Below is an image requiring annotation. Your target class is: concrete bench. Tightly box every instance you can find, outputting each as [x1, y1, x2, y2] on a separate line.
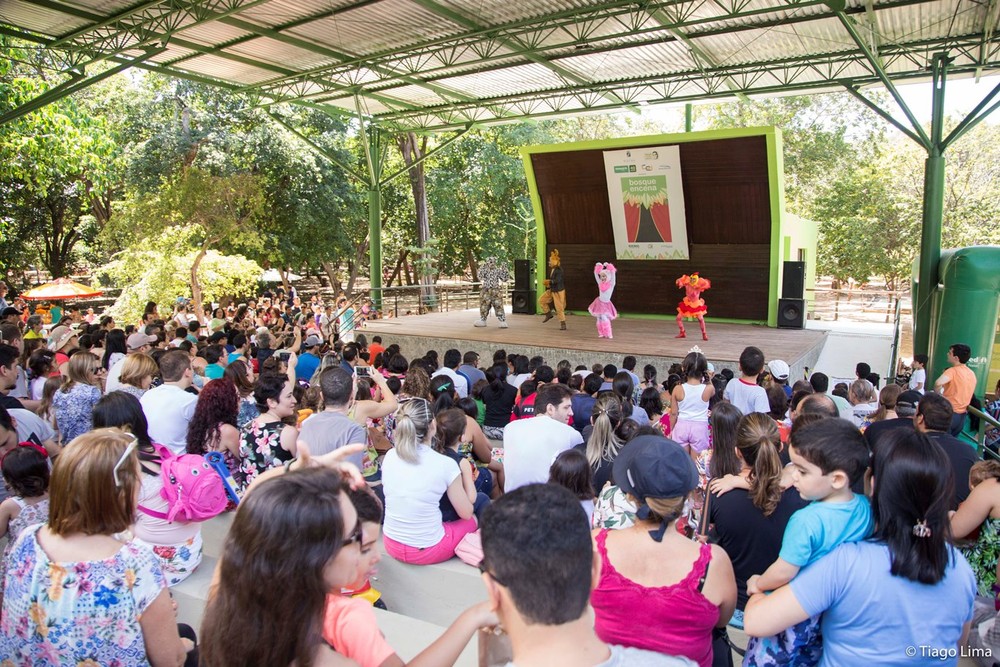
[374, 537, 488, 627]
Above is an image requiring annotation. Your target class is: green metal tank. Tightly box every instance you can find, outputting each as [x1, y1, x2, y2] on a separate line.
[927, 246, 1000, 398]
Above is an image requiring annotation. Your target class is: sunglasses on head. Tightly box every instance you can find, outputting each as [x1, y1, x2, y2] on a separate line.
[112, 433, 138, 488]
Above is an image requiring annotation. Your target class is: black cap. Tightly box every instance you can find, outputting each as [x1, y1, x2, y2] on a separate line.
[613, 435, 699, 501]
[896, 390, 922, 415]
[1, 306, 22, 318]
[208, 331, 228, 343]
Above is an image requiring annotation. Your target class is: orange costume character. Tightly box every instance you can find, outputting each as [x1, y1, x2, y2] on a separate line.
[675, 273, 711, 341]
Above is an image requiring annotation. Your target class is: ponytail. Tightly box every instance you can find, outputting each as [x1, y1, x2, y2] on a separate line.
[737, 413, 783, 516]
[586, 395, 624, 468]
[394, 398, 433, 464]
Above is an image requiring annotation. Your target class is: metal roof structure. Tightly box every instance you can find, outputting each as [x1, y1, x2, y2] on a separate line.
[1, 0, 999, 132]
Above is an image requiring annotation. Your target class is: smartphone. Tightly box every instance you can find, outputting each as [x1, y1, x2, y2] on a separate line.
[355, 366, 370, 377]
[278, 351, 290, 363]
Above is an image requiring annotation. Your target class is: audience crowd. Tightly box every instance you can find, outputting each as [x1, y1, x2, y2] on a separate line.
[0, 283, 994, 667]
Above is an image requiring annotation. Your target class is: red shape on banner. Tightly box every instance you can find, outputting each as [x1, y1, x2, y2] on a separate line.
[650, 201, 672, 243]
[624, 202, 640, 242]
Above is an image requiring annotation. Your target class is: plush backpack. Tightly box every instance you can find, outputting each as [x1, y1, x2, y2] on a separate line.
[138, 444, 237, 523]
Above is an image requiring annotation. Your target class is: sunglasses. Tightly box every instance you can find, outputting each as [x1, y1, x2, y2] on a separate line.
[477, 559, 507, 586]
[112, 433, 138, 488]
[342, 520, 363, 548]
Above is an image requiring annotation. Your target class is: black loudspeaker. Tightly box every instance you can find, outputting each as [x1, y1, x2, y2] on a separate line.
[514, 259, 533, 291]
[782, 261, 805, 299]
[777, 298, 805, 329]
[511, 289, 536, 314]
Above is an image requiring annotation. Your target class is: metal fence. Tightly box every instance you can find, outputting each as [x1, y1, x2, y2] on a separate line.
[370, 283, 514, 318]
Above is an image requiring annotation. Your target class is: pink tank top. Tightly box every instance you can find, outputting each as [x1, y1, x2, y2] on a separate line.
[591, 529, 719, 667]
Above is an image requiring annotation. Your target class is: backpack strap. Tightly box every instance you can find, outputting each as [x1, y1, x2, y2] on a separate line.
[137, 505, 169, 519]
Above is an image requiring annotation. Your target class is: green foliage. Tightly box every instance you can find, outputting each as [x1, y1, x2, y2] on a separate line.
[96, 226, 262, 322]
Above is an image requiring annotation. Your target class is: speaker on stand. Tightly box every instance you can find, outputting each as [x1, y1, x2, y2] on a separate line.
[777, 261, 806, 329]
[511, 259, 536, 314]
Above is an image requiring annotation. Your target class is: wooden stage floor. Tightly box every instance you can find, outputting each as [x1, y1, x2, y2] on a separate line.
[363, 310, 827, 378]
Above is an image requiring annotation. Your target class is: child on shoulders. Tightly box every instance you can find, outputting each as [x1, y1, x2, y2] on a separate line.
[743, 418, 873, 667]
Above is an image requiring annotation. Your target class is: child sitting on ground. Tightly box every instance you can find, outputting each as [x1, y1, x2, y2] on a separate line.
[0, 445, 51, 605]
[548, 448, 596, 524]
[743, 418, 873, 666]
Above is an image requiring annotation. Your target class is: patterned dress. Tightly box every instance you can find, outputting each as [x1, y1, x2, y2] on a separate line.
[234, 419, 293, 496]
[961, 516, 1000, 597]
[0, 524, 166, 666]
[51, 383, 102, 443]
[0, 496, 49, 604]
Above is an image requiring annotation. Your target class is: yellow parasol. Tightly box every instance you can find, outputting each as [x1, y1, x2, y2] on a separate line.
[21, 278, 103, 301]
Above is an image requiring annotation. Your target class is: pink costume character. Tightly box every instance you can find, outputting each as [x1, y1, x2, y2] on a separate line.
[588, 262, 618, 339]
[675, 273, 711, 341]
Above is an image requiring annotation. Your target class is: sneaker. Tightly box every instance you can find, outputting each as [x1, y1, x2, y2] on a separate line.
[560, 322, 567, 330]
[474, 318, 487, 327]
[543, 312, 554, 323]
[499, 320, 509, 329]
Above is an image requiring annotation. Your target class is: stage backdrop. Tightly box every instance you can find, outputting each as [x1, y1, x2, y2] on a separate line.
[520, 127, 814, 326]
[602, 145, 689, 260]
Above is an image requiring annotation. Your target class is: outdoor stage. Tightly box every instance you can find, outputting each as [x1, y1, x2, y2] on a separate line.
[363, 310, 827, 380]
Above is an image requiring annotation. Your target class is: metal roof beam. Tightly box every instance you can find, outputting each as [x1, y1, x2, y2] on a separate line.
[0, 47, 162, 126]
[978, 0, 1000, 79]
[405, 0, 627, 109]
[836, 10, 931, 148]
[942, 75, 1000, 148]
[266, 111, 367, 183]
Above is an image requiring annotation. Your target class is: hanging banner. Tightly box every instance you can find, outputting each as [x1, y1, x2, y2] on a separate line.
[602, 145, 689, 260]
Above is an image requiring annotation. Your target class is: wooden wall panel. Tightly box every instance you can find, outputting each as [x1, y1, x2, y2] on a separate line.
[531, 135, 773, 320]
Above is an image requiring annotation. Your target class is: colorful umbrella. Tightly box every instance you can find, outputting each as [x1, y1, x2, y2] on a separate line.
[20, 278, 103, 301]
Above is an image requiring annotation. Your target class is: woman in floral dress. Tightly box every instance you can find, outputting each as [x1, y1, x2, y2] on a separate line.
[233, 372, 298, 496]
[0, 429, 193, 666]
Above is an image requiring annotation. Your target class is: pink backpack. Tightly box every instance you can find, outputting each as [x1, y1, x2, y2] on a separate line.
[138, 444, 232, 523]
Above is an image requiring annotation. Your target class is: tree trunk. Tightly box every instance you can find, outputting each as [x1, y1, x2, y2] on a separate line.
[402, 253, 415, 286]
[386, 249, 408, 288]
[190, 241, 211, 324]
[42, 193, 79, 278]
[279, 271, 290, 293]
[347, 236, 370, 297]
[396, 132, 436, 309]
[467, 248, 478, 282]
[321, 261, 343, 295]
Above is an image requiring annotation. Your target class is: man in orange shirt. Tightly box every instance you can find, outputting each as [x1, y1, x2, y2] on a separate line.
[933, 343, 977, 435]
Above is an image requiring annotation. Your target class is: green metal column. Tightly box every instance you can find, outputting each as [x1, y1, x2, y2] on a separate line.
[913, 54, 950, 356]
[368, 185, 382, 308]
[915, 152, 945, 355]
[685, 103, 693, 132]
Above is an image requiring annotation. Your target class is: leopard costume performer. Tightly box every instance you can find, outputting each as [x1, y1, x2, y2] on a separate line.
[475, 257, 510, 328]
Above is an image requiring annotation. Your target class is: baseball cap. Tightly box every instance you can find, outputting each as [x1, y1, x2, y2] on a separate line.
[48, 326, 77, 351]
[208, 331, 228, 343]
[613, 435, 699, 502]
[304, 334, 323, 347]
[1, 306, 22, 318]
[896, 390, 922, 416]
[767, 359, 790, 380]
[127, 332, 158, 350]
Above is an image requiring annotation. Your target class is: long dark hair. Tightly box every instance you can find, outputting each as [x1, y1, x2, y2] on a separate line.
[92, 391, 153, 451]
[200, 468, 350, 666]
[430, 375, 457, 414]
[103, 329, 127, 370]
[223, 359, 254, 398]
[709, 402, 743, 480]
[487, 363, 508, 392]
[186, 378, 239, 454]
[871, 429, 954, 584]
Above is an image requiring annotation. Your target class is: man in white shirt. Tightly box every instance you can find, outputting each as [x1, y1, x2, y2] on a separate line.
[503, 383, 583, 492]
[432, 348, 469, 398]
[105, 332, 157, 393]
[140, 349, 198, 454]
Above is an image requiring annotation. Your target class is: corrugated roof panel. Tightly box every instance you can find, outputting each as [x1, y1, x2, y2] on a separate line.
[369, 83, 458, 106]
[689, 2, 831, 35]
[233, 0, 361, 28]
[440, 62, 572, 98]
[0, 1, 90, 36]
[284, 0, 465, 57]
[174, 20, 254, 46]
[691, 17, 855, 68]
[556, 41, 698, 82]
[876, 0, 979, 41]
[438, 0, 594, 28]
[147, 45, 200, 63]
[319, 94, 394, 115]
[225, 36, 344, 70]
[174, 53, 281, 85]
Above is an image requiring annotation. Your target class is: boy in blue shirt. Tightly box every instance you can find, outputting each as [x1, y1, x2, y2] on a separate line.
[744, 417, 873, 667]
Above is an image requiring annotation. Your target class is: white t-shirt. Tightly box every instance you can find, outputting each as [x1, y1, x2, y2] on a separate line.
[909, 368, 926, 394]
[431, 367, 469, 398]
[723, 378, 770, 415]
[503, 415, 584, 492]
[382, 444, 461, 548]
[104, 355, 128, 393]
[506, 645, 694, 667]
[140, 384, 198, 454]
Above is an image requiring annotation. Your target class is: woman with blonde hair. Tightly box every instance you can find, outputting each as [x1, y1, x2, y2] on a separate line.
[708, 412, 807, 628]
[0, 428, 194, 665]
[51, 351, 103, 442]
[576, 393, 625, 493]
[861, 383, 902, 430]
[118, 352, 159, 399]
[381, 398, 476, 564]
